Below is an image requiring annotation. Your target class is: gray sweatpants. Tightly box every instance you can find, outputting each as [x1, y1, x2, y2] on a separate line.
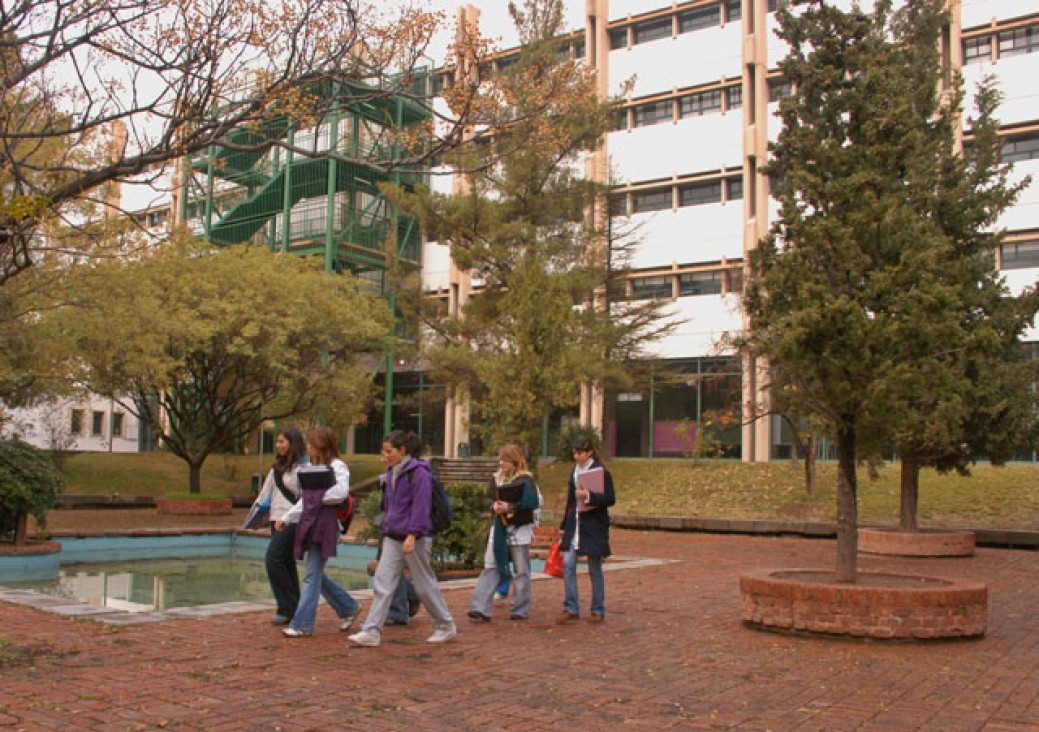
[469, 539, 532, 619]
[362, 535, 454, 634]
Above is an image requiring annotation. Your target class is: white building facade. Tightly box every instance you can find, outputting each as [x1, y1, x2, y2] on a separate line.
[420, 0, 1039, 461]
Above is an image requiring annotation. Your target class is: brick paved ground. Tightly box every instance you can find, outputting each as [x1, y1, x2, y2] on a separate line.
[2, 517, 1038, 730]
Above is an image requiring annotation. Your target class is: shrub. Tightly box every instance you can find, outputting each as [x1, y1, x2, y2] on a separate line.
[0, 439, 66, 544]
[355, 479, 489, 571]
[556, 423, 604, 461]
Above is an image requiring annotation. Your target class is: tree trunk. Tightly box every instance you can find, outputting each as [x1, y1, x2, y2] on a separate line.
[804, 433, 817, 498]
[899, 450, 920, 532]
[14, 513, 27, 545]
[189, 458, 203, 495]
[835, 421, 858, 583]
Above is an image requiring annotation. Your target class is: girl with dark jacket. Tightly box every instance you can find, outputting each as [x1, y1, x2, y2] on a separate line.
[348, 430, 457, 647]
[250, 426, 307, 624]
[557, 436, 616, 624]
[467, 442, 539, 622]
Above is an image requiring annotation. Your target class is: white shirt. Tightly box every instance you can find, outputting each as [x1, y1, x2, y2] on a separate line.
[280, 458, 351, 525]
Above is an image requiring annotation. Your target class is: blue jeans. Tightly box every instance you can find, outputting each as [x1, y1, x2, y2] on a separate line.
[563, 548, 605, 617]
[290, 548, 360, 633]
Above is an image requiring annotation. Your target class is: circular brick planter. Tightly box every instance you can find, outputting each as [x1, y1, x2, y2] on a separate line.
[740, 569, 987, 640]
[859, 528, 975, 557]
[156, 497, 233, 516]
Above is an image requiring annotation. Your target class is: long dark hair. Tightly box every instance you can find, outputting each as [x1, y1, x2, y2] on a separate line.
[273, 427, 306, 475]
[307, 426, 341, 466]
[385, 429, 423, 458]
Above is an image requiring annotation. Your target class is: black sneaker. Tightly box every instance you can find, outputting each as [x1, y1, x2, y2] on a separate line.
[467, 610, 491, 623]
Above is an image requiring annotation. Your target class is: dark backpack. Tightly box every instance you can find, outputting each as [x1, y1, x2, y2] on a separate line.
[429, 473, 452, 534]
[334, 494, 356, 535]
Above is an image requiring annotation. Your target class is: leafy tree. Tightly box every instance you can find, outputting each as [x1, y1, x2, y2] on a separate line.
[57, 239, 393, 494]
[742, 0, 1036, 582]
[0, 439, 65, 545]
[388, 0, 673, 454]
[0, 0, 485, 287]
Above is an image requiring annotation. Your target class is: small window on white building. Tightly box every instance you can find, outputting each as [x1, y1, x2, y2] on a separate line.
[70, 409, 84, 435]
[91, 410, 105, 437]
[963, 36, 992, 65]
[111, 412, 124, 438]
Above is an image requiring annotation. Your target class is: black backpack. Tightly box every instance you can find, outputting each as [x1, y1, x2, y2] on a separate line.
[429, 473, 452, 534]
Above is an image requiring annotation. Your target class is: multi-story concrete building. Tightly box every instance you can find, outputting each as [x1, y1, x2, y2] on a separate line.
[410, 0, 1039, 461]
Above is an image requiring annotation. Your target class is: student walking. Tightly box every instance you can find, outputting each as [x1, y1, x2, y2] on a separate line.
[251, 426, 308, 625]
[467, 443, 539, 622]
[348, 430, 457, 647]
[557, 436, 616, 624]
[276, 427, 361, 637]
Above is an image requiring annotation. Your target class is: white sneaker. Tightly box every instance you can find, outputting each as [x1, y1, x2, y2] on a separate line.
[348, 629, 381, 647]
[427, 623, 457, 643]
[339, 610, 360, 632]
[282, 627, 311, 638]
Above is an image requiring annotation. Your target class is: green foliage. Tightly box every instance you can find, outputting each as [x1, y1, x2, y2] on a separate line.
[432, 482, 489, 570]
[0, 439, 65, 543]
[356, 480, 489, 570]
[56, 239, 393, 494]
[386, 0, 673, 451]
[741, 0, 1038, 571]
[555, 423, 603, 461]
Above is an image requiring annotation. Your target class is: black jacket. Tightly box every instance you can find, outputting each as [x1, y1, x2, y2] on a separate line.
[559, 459, 615, 557]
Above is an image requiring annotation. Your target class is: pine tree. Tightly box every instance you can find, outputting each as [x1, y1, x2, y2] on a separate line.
[743, 0, 1037, 581]
[388, 0, 673, 453]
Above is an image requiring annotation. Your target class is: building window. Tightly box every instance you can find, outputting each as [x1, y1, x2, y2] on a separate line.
[725, 0, 742, 22]
[998, 26, 1039, 58]
[768, 77, 792, 102]
[725, 267, 744, 295]
[680, 89, 722, 118]
[111, 412, 124, 438]
[632, 188, 673, 213]
[633, 17, 672, 45]
[1002, 134, 1039, 163]
[727, 177, 744, 200]
[613, 108, 629, 131]
[963, 36, 992, 65]
[1001, 240, 1039, 270]
[679, 180, 722, 207]
[726, 85, 743, 110]
[679, 271, 724, 296]
[70, 409, 84, 435]
[91, 410, 105, 437]
[609, 27, 628, 50]
[631, 275, 674, 300]
[633, 100, 673, 127]
[679, 5, 720, 34]
[609, 193, 629, 217]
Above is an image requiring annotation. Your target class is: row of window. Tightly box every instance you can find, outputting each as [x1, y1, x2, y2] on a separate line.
[70, 409, 125, 438]
[616, 86, 743, 130]
[628, 267, 742, 300]
[964, 24, 1039, 65]
[1001, 240, 1039, 271]
[609, 1, 742, 50]
[1003, 133, 1039, 164]
[612, 176, 743, 216]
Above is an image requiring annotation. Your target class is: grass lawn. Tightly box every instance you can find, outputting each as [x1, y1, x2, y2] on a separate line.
[58, 452, 1038, 530]
[59, 452, 386, 498]
[535, 458, 1039, 530]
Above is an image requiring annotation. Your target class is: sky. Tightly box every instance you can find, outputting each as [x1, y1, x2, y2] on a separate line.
[420, 0, 588, 58]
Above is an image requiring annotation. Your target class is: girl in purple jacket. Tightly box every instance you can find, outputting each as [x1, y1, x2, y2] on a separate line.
[348, 430, 457, 647]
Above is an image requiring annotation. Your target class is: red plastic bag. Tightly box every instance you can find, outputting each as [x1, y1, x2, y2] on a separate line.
[545, 539, 564, 578]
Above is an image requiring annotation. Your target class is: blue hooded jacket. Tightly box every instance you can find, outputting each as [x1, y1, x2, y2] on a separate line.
[381, 458, 434, 540]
